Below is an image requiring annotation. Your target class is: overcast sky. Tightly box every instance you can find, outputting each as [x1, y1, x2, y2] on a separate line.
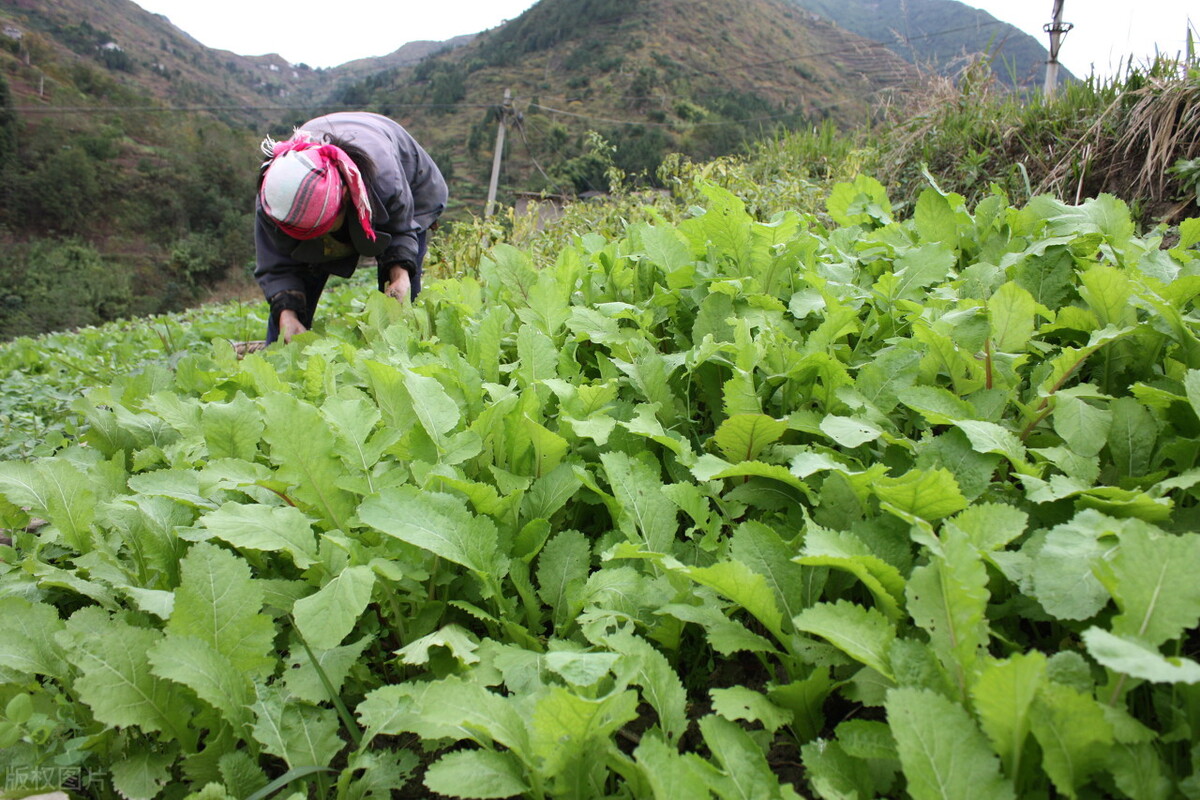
[129, 0, 1195, 80]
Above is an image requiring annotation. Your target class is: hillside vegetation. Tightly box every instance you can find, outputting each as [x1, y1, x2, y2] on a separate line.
[788, 0, 1063, 86]
[2, 99, 1200, 795]
[320, 0, 920, 208]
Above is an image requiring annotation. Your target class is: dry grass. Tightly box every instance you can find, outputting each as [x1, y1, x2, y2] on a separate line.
[870, 57, 1200, 223]
[1037, 71, 1200, 218]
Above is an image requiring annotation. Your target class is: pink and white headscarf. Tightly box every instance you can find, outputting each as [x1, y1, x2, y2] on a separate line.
[259, 131, 376, 241]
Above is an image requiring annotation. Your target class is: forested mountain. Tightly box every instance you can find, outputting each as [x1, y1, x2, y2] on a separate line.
[313, 0, 921, 209]
[787, 0, 1063, 87]
[0, 0, 1050, 339]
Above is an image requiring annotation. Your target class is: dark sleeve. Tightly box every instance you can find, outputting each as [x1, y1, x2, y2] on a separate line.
[254, 207, 308, 322]
[375, 178, 421, 271]
[372, 134, 447, 272]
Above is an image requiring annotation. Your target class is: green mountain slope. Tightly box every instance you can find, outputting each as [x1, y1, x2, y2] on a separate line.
[316, 0, 921, 213]
[787, 0, 1062, 86]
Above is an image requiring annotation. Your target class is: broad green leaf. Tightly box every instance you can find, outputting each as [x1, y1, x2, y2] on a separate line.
[518, 269, 572, 336]
[522, 415, 569, 478]
[386, 676, 531, 757]
[898, 385, 976, 425]
[732, 521, 811, 622]
[127, 468, 214, 510]
[1082, 627, 1200, 684]
[698, 457, 813, 496]
[522, 463, 583, 524]
[714, 414, 787, 462]
[360, 487, 503, 577]
[537, 530, 591, 630]
[712, 686, 793, 734]
[198, 503, 318, 568]
[793, 601, 895, 679]
[1110, 742, 1173, 800]
[1013, 245, 1075, 309]
[1078, 264, 1136, 328]
[827, 175, 892, 227]
[0, 597, 68, 680]
[0, 459, 95, 552]
[618, 350, 682, 425]
[916, 428, 1002, 501]
[252, 684, 343, 769]
[260, 392, 356, 531]
[403, 370, 461, 445]
[293, 565, 375, 651]
[953, 420, 1033, 474]
[1181, 217, 1200, 249]
[1099, 527, 1200, 646]
[988, 281, 1038, 352]
[681, 560, 786, 645]
[601, 451, 677, 553]
[1106, 397, 1156, 478]
[148, 635, 254, 730]
[819, 415, 882, 449]
[659, 602, 779, 657]
[944, 503, 1028, 553]
[1185, 369, 1200, 426]
[57, 608, 189, 739]
[1052, 395, 1112, 458]
[635, 733, 718, 800]
[699, 714, 802, 799]
[834, 718, 897, 761]
[545, 651, 620, 688]
[1036, 325, 1134, 398]
[875, 467, 967, 521]
[971, 652, 1047, 777]
[690, 184, 755, 270]
[608, 631, 689, 744]
[795, 527, 904, 620]
[907, 528, 990, 694]
[769, 669, 833, 744]
[285, 635, 374, 705]
[322, 393, 396, 476]
[111, 751, 174, 800]
[167, 542, 275, 676]
[1030, 682, 1114, 798]
[914, 187, 959, 246]
[886, 688, 1013, 800]
[531, 687, 640, 778]
[516, 324, 559, 391]
[396, 625, 481, 667]
[424, 749, 530, 799]
[1028, 510, 1122, 620]
[890, 243, 957, 301]
[801, 738, 876, 800]
[218, 751, 269, 799]
[639, 222, 694, 274]
[201, 396, 264, 462]
[855, 347, 922, 414]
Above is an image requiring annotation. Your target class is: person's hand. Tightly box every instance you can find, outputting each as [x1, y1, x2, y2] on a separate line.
[385, 265, 412, 303]
[279, 309, 307, 343]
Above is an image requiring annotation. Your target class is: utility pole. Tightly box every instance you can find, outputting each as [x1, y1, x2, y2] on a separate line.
[485, 88, 512, 218]
[1043, 0, 1073, 98]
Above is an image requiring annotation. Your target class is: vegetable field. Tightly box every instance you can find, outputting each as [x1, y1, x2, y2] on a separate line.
[3, 178, 1200, 800]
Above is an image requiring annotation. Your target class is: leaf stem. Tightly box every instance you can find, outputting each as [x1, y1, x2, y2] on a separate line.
[292, 619, 364, 749]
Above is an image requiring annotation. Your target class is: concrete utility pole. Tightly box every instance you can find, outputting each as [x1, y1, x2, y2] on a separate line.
[485, 88, 512, 218]
[1043, 0, 1073, 98]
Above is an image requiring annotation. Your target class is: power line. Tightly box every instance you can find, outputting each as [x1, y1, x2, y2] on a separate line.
[527, 103, 806, 129]
[700, 18, 1014, 75]
[10, 102, 496, 114]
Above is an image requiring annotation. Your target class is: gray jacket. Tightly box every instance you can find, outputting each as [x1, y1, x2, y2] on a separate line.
[254, 112, 448, 301]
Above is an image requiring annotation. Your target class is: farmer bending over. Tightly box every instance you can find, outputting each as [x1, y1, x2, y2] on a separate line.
[254, 111, 448, 344]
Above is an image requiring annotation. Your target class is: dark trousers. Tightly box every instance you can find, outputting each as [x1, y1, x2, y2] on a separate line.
[266, 230, 427, 344]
